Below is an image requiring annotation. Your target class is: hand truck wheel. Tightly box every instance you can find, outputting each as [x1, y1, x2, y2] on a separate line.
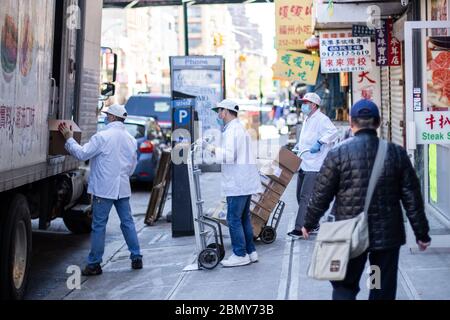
[260, 226, 277, 244]
[198, 248, 220, 269]
[207, 243, 225, 261]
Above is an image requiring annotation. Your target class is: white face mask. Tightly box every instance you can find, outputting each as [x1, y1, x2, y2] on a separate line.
[301, 103, 312, 116]
[217, 110, 225, 127]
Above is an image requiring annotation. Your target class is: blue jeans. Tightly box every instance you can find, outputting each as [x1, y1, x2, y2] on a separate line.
[226, 195, 256, 257]
[88, 196, 142, 266]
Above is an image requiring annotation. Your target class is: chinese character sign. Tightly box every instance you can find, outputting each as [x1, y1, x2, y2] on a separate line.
[275, 0, 313, 50]
[415, 112, 450, 144]
[319, 37, 372, 73]
[375, 20, 388, 66]
[376, 19, 402, 67]
[273, 50, 320, 85]
[352, 43, 381, 108]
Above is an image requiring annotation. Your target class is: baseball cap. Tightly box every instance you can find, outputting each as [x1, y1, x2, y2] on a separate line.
[300, 92, 321, 106]
[212, 99, 240, 113]
[350, 99, 380, 119]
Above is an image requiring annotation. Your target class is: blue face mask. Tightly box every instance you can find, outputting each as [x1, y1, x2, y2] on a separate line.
[104, 117, 110, 126]
[301, 104, 311, 116]
[217, 118, 224, 127]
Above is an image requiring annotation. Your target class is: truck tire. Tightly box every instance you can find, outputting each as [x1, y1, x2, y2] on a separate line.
[0, 194, 32, 300]
[63, 211, 92, 234]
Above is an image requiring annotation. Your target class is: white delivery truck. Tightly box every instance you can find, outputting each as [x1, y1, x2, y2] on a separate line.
[0, 0, 115, 299]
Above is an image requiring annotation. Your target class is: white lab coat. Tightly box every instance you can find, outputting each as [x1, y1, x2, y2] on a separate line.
[296, 110, 338, 172]
[215, 119, 263, 197]
[65, 122, 138, 200]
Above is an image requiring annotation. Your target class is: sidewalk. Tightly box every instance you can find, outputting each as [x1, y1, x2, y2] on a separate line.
[65, 172, 450, 300]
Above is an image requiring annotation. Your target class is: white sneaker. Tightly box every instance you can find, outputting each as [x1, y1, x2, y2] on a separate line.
[220, 254, 251, 268]
[249, 251, 258, 263]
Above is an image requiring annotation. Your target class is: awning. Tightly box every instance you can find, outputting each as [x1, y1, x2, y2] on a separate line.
[103, 0, 274, 8]
[314, 0, 408, 30]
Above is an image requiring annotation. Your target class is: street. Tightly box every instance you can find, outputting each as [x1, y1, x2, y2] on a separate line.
[25, 173, 450, 300]
[1, 0, 449, 303]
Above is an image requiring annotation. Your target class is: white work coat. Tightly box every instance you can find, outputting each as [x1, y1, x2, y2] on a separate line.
[65, 122, 138, 200]
[215, 119, 263, 197]
[296, 110, 338, 172]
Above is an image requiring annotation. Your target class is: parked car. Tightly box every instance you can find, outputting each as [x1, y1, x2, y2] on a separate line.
[97, 115, 162, 184]
[124, 94, 172, 143]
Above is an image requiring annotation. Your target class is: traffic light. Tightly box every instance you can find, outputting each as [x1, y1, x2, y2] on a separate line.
[213, 33, 224, 47]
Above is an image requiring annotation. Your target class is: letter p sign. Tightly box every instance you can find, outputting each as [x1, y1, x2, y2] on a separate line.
[176, 108, 190, 126]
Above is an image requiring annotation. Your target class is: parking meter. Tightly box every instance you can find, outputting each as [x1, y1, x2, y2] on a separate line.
[171, 98, 196, 237]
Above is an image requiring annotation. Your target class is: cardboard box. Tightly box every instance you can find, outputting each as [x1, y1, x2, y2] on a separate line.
[251, 214, 266, 238]
[252, 191, 280, 213]
[276, 147, 301, 173]
[49, 120, 82, 155]
[260, 163, 294, 187]
[208, 200, 228, 227]
[261, 177, 286, 196]
[250, 201, 272, 221]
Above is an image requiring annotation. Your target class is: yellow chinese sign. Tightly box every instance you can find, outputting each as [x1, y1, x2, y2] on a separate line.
[275, 0, 313, 50]
[273, 50, 320, 85]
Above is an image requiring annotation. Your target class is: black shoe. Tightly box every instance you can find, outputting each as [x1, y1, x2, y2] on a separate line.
[310, 225, 320, 234]
[287, 229, 303, 239]
[131, 258, 143, 270]
[82, 264, 102, 276]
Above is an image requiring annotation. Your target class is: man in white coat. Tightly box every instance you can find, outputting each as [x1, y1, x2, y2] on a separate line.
[288, 92, 338, 239]
[58, 104, 143, 276]
[207, 99, 263, 268]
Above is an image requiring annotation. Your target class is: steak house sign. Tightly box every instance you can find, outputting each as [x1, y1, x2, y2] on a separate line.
[415, 112, 450, 144]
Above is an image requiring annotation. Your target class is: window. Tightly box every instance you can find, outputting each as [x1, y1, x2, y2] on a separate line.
[189, 39, 201, 48]
[125, 123, 146, 139]
[189, 6, 201, 18]
[188, 23, 201, 34]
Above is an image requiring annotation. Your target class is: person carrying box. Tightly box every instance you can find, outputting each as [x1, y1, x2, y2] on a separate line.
[288, 92, 338, 239]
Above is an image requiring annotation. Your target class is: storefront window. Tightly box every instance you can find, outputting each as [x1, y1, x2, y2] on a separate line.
[424, 27, 450, 217]
[429, 144, 450, 215]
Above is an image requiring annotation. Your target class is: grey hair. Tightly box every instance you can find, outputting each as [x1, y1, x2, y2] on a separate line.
[351, 117, 380, 130]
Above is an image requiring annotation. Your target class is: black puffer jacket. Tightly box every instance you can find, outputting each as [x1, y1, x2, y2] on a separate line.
[304, 129, 431, 250]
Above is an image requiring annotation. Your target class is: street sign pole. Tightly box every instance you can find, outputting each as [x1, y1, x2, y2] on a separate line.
[183, 1, 189, 56]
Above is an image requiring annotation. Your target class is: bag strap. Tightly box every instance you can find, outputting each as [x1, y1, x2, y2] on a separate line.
[364, 139, 388, 215]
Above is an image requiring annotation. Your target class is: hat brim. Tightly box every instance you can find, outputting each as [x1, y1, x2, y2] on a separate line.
[300, 98, 320, 105]
[212, 105, 239, 113]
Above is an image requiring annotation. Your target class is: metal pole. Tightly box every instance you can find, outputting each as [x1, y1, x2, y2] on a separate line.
[183, 1, 189, 56]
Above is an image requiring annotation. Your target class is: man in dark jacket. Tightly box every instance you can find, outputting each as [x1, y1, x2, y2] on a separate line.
[302, 99, 431, 300]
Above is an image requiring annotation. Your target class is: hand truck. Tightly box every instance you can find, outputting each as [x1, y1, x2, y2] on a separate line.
[187, 141, 225, 270]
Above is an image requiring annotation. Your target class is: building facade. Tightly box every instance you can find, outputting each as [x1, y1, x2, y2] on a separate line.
[313, 0, 450, 236]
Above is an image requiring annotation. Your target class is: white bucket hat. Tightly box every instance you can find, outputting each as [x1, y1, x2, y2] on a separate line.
[103, 104, 128, 119]
[300, 92, 322, 106]
[212, 99, 240, 113]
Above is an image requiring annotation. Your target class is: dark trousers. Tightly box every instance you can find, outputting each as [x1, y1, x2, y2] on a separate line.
[295, 170, 318, 230]
[331, 247, 400, 300]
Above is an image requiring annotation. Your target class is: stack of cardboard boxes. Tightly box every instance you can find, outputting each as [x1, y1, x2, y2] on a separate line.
[250, 148, 301, 238]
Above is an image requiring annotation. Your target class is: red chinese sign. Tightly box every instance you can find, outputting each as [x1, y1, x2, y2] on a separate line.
[376, 19, 402, 67]
[415, 112, 450, 144]
[425, 113, 450, 130]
